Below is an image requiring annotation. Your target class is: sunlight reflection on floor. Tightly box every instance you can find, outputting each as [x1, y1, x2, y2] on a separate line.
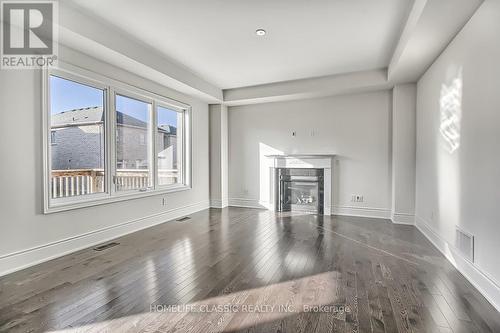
[50, 271, 344, 332]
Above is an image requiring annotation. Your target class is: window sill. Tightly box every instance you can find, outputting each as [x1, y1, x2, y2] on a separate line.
[44, 184, 191, 214]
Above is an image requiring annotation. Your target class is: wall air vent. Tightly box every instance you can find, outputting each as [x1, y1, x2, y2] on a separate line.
[93, 242, 120, 251]
[455, 227, 474, 263]
[176, 216, 191, 222]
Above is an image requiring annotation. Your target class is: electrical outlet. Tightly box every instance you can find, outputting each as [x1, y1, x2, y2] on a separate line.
[351, 195, 364, 203]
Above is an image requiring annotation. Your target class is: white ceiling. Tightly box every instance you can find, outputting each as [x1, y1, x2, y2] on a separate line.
[69, 0, 413, 89]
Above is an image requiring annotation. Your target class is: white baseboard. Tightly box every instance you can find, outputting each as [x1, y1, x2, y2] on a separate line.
[228, 198, 267, 209]
[228, 199, 390, 219]
[0, 200, 210, 277]
[391, 212, 415, 225]
[210, 199, 229, 209]
[333, 205, 391, 219]
[416, 216, 500, 313]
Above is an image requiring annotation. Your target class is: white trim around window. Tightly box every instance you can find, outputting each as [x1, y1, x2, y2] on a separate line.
[43, 63, 192, 214]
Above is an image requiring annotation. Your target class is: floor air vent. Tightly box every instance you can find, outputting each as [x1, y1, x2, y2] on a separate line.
[176, 216, 191, 222]
[455, 227, 474, 263]
[93, 242, 120, 251]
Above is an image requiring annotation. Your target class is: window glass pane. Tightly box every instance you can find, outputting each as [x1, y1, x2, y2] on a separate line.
[157, 106, 182, 186]
[115, 94, 152, 191]
[49, 75, 106, 199]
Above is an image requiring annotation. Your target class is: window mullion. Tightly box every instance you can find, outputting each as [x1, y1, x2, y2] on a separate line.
[184, 108, 191, 187]
[43, 68, 51, 213]
[152, 101, 158, 190]
[180, 110, 185, 185]
[108, 88, 117, 196]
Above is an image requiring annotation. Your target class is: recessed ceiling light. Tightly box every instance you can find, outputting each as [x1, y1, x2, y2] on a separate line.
[255, 29, 266, 36]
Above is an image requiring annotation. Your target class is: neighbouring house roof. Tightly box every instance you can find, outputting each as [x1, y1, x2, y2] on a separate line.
[51, 106, 105, 127]
[158, 124, 177, 135]
[51, 106, 176, 134]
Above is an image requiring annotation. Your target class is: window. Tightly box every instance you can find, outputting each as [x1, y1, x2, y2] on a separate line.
[115, 94, 152, 192]
[48, 75, 106, 200]
[44, 67, 191, 213]
[50, 130, 56, 145]
[139, 134, 146, 145]
[157, 106, 184, 186]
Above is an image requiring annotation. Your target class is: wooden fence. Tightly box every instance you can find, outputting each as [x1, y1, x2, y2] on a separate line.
[114, 170, 150, 192]
[51, 169, 178, 198]
[51, 170, 104, 198]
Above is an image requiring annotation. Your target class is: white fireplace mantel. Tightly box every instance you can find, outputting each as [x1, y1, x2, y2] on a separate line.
[266, 154, 335, 215]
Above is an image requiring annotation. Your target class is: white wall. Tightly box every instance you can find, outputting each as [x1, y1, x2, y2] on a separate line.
[0, 46, 210, 275]
[228, 91, 393, 218]
[391, 84, 416, 224]
[209, 104, 229, 208]
[415, 0, 500, 310]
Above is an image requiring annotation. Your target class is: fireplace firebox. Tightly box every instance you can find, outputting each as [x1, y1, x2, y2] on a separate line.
[276, 168, 324, 214]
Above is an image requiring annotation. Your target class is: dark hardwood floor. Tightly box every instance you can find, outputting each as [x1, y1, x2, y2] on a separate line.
[0, 207, 499, 332]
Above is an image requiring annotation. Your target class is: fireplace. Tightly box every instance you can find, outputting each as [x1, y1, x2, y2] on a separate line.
[276, 168, 324, 214]
[266, 154, 334, 216]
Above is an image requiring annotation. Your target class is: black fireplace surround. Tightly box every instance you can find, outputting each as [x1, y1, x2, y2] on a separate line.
[275, 168, 324, 214]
